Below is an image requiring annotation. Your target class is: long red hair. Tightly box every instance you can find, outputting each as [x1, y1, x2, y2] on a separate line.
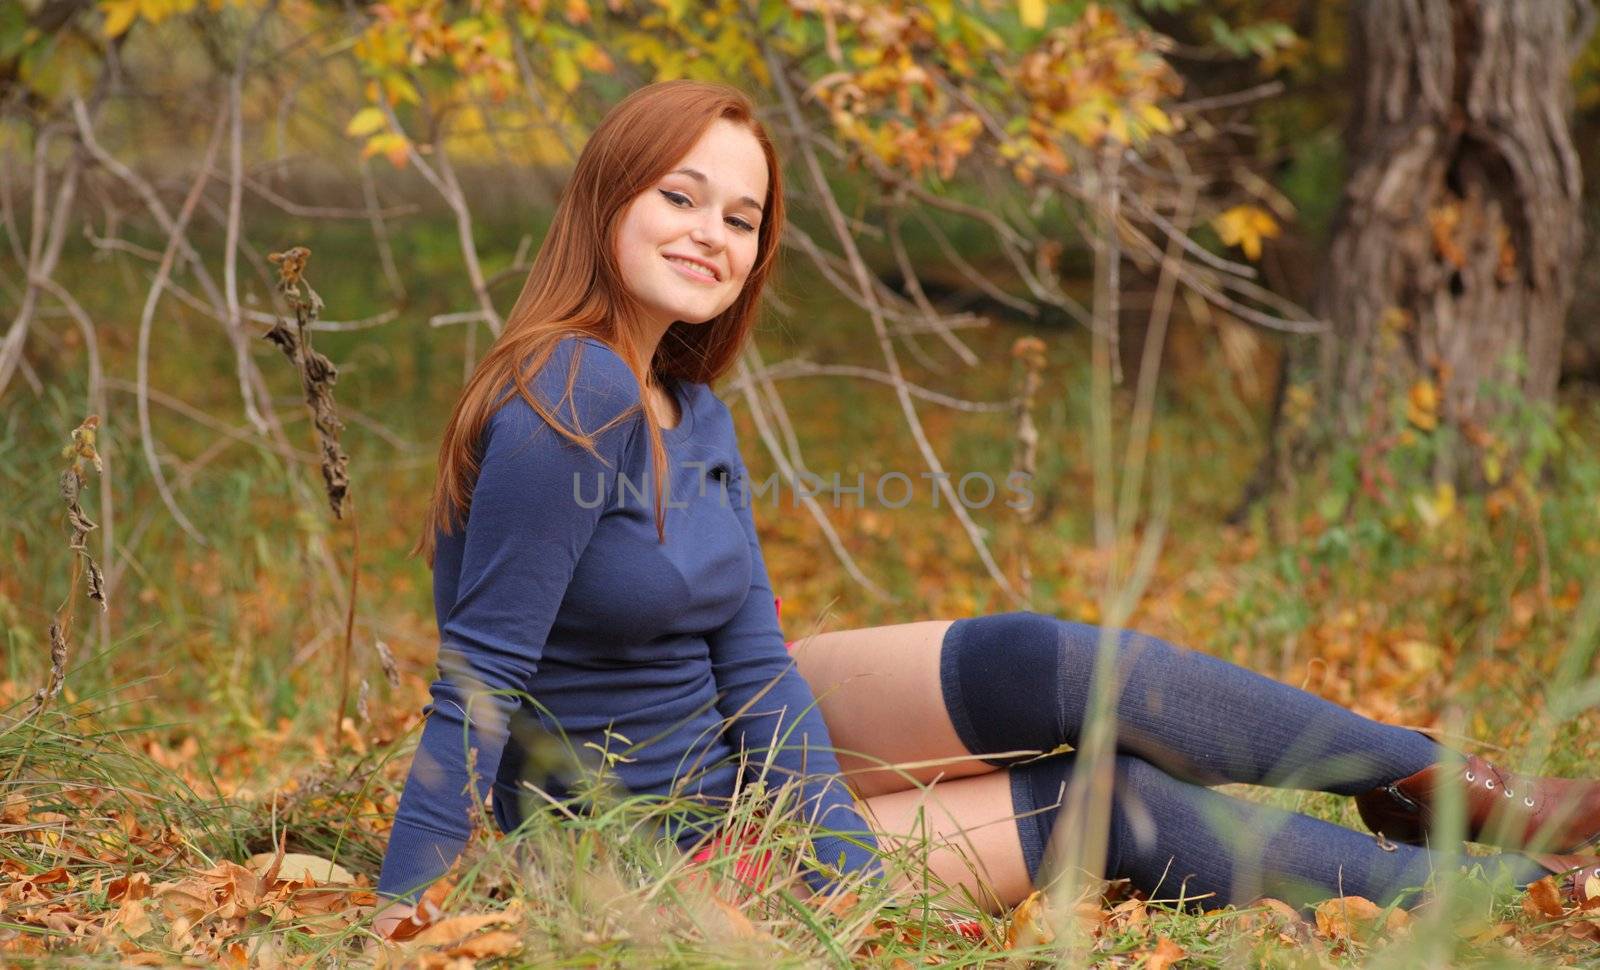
[416, 80, 786, 565]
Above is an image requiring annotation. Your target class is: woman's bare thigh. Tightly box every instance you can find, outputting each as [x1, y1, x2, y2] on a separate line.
[789, 619, 997, 799]
[860, 768, 1034, 914]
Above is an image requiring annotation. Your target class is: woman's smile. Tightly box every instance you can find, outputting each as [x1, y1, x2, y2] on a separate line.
[663, 254, 719, 283]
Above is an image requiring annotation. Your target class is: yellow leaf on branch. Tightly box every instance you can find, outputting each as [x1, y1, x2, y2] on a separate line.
[1137, 101, 1174, 136]
[1212, 204, 1279, 261]
[344, 107, 388, 138]
[383, 73, 421, 107]
[1019, 0, 1046, 29]
[361, 132, 411, 168]
[100, 0, 140, 37]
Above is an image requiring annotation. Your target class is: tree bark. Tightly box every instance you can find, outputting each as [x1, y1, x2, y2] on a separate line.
[1313, 0, 1592, 484]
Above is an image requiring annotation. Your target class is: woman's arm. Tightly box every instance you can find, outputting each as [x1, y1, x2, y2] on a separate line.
[703, 439, 883, 891]
[375, 338, 642, 905]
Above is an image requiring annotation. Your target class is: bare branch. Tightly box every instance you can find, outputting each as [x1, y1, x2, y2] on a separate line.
[886, 205, 979, 368]
[227, 5, 275, 436]
[358, 155, 408, 301]
[375, 96, 504, 336]
[764, 44, 1024, 606]
[0, 121, 82, 400]
[71, 94, 290, 435]
[104, 377, 321, 464]
[245, 169, 421, 220]
[732, 351, 890, 602]
[133, 102, 232, 547]
[724, 359, 1014, 414]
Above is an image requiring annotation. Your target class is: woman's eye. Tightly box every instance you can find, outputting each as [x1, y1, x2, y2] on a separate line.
[660, 190, 756, 233]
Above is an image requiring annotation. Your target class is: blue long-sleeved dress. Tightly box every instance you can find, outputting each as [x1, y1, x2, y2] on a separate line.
[375, 335, 880, 903]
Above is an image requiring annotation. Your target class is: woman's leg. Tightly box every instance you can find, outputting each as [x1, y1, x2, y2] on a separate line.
[789, 619, 999, 799]
[860, 768, 1034, 914]
[1009, 752, 1549, 911]
[854, 750, 1548, 917]
[792, 610, 1440, 800]
[942, 611, 1443, 794]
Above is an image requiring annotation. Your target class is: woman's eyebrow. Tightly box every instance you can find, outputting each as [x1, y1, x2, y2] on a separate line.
[669, 167, 764, 214]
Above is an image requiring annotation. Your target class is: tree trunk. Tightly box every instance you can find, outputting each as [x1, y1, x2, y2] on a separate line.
[1313, 0, 1592, 485]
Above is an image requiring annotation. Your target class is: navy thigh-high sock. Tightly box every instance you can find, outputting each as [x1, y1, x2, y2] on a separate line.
[1009, 752, 1550, 910]
[939, 611, 1444, 794]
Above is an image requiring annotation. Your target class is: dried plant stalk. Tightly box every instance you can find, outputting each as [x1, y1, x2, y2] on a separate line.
[264, 246, 349, 519]
[264, 247, 362, 744]
[5, 415, 107, 739]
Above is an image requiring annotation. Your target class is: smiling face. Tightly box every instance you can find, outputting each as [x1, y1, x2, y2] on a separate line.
[613, 118, 770, 335]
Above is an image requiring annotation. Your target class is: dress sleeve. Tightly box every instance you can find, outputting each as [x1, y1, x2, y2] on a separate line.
[376, 339, 641, 905]
[704, 436, 884, 892]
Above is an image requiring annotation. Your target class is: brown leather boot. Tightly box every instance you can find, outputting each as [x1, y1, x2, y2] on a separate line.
[1527, 852, 1600, 908]
[1355, 752, 1600, 853]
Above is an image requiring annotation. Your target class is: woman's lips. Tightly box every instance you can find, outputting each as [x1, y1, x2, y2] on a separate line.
[664, 255, 718, 284]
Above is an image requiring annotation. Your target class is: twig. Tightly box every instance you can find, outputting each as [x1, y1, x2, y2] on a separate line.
[134, 103, 231, 547]
[155, 271, 399, 332]
[1170, 79, 1286, 115]
[34, 275, 114, 653]
[886, 206, 978, 368]
[102, 377, 319, 463]
[732, 349, 890, 603]
[263, 246, 361, 744]
[226, 5, 275, 437]
[1117, 140, 1195, 544]
[244, 170, 421, 221]
[358, 155, 408, 301]
[263, 247, 349, 518]
[1, 415, 107, 746]
[0, 121, 81, 401]
[765, 43, 1023, 606]
[72, 93, 297, 456]
[374, 97, 504, 335]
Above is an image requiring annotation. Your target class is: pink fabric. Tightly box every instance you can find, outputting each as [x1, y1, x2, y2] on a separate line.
[687, 819, 774, 891]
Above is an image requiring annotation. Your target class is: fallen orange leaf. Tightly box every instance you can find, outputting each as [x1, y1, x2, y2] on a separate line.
[246, 851, 356, 886]
[1006, 890, 1055, 949]
[409, 909, 518, 947]
[1524, 876, 1566, 920]
[111, 898, 154, 938]
[1144, 936, 1186, 970]
[1313, 895, 1406, 944]
[445, 928, 522, 958]
[108, 872, 152, 903]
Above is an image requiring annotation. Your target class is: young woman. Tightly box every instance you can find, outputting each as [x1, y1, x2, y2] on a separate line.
[371, 79, 1600, 937]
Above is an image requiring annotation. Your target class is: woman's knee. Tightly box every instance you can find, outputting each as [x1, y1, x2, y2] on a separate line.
[940, 612, 1067, 764]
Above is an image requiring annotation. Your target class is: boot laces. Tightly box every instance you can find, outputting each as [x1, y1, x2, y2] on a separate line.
[1467, 760, 1536, 810]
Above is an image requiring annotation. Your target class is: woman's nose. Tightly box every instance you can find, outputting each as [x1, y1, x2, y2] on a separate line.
[690, 212, 727, 248]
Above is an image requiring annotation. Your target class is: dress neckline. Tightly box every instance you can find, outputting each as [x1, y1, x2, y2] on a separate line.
[658, 376, 695, 439]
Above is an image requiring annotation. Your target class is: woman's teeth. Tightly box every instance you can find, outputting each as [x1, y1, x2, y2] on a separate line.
[665, 256, 716, 281]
